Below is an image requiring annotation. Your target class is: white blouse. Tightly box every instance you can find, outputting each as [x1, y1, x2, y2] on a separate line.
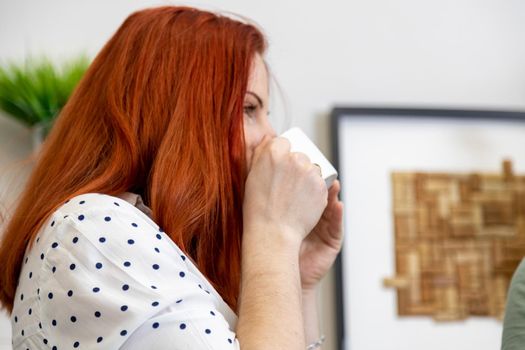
[11, 192, 240, 349]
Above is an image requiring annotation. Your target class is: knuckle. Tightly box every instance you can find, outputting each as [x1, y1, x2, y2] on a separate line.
[291, 152, 310, 167]
[269, 138, 287, 155]
[275, 136, 291, 149]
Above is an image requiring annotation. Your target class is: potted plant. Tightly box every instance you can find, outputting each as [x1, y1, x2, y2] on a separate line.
[0, 56, 90, 150]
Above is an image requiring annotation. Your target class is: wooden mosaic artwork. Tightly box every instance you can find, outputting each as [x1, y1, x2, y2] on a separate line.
[383, 160, 525, 321]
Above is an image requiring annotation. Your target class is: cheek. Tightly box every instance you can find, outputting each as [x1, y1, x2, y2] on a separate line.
[243, 123, 260, 171]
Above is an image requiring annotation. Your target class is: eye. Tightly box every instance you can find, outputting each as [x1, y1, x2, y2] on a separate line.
[243, 104, 258, 118]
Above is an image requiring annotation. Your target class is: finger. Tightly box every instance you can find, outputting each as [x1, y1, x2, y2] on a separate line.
[252, 134, 272, 156]
[328, 201, 344, 241]
[327, 180, 341, 203]
[329, 179, 341, 194]
[274, 136, 291, 153]
[290, 151, 311, 165]
[251, 134, 274, 166]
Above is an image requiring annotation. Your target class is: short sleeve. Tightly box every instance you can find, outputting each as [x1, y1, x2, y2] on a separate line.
[38, 194, 240, 349]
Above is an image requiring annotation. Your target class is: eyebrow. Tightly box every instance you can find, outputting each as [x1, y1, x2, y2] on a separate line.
[246, 91, 264, 109]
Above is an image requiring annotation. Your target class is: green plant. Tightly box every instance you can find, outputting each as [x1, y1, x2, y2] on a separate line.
[0, 55, 90, 136]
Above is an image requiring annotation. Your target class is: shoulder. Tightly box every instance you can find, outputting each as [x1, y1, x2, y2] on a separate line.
[14, 193, 239, 349]
[41, 192, 187, 287]
[44, 192, 164, 248]
[32, 193, 222, 348]
[54, 192, 157, 230]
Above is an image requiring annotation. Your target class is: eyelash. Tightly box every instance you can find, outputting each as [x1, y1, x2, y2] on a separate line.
[243, 104, 257, 117]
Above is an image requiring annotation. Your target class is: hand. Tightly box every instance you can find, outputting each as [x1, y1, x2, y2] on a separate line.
[299, 179, 344, 291]
[243, 136, 328, 248]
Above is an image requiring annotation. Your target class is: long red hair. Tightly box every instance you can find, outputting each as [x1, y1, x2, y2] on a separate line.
[0, 6, 266, 313]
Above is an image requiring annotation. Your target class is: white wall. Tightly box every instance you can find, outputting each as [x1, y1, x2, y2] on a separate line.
[1, 1, 524, 349]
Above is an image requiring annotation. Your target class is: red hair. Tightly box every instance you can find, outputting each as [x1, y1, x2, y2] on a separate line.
[0, 6, 266, 313]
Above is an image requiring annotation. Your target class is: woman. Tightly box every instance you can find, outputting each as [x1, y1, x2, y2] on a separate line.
[0, 6, 343, 349]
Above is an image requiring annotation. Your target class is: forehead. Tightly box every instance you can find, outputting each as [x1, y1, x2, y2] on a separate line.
[247, 54, 269, 97]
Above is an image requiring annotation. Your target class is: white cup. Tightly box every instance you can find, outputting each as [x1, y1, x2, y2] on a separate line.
[279, 127, 338, 188]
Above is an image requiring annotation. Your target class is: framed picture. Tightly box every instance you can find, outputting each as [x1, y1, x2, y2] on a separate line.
[330, 107, 525, 350]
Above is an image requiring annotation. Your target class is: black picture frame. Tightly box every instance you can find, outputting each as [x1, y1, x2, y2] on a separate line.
[330, 107, 525, 350]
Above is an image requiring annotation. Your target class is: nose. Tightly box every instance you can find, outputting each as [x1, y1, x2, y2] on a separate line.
[265, 119, 277, 138]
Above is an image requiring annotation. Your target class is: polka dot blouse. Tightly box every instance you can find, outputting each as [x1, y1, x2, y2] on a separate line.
[11, 193, 239, 349]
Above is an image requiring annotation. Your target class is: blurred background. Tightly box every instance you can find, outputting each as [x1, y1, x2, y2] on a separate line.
[1, 1, 524, 349]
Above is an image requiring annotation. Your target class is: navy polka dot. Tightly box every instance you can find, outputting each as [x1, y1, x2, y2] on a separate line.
[43, 338, 47, 344]
[24, 257, 28, 264]
[20, 294, 24, 301]
[21, 330, 24, 336]
[29, 272, 32, 279]
[15, 193, 242, 346]
[52, 346, 57, 350]
[28, 308, 32, 315]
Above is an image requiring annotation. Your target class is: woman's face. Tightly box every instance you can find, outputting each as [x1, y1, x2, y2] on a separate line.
[243, 54, 276, 170]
